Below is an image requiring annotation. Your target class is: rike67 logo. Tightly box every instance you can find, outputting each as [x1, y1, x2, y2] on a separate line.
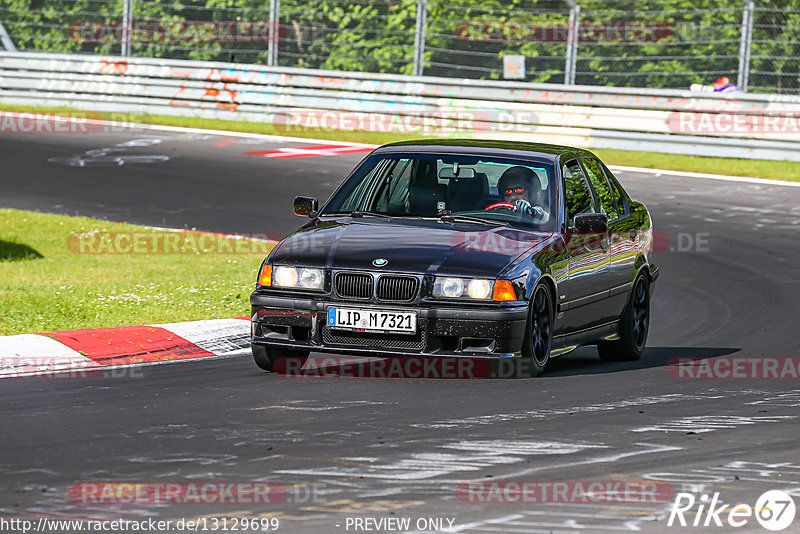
[668, 490, 796, 531]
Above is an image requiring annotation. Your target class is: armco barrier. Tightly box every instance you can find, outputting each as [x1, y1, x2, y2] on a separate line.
[2, 51, 800, 161]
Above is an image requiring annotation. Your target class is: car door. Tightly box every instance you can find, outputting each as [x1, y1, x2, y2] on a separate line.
[559, 159, 609, 333]
[580, 157, 637, 321]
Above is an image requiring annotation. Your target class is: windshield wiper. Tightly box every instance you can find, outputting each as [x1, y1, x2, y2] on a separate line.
[439, 214, 509, 226]
[350, 211, 391, 219]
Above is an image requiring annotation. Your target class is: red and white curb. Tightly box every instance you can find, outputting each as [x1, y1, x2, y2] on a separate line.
[0, 317, 250, 378]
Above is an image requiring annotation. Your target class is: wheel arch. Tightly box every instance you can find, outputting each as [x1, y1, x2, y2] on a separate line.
[533, 273, 557, 319]
[625, 263, 652, 304]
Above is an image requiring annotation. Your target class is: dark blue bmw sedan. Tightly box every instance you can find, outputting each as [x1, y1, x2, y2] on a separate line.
[250, 139, 659, 377]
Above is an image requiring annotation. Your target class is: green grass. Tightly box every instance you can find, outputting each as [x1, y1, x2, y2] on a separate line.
[0, 209, 273, 335]
[3, 103, 798, 180]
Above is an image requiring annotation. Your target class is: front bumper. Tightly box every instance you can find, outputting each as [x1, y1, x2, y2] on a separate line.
[250, 292, 528, 358]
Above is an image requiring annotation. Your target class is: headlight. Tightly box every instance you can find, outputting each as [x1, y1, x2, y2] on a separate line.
[433, 277, 493, 300]
[299, 267, 323, 289]
[439, 277, 464, 298]
[272, 266, 324, 290]
[274, 266, 298, 287]
[467, 279, 493, 299]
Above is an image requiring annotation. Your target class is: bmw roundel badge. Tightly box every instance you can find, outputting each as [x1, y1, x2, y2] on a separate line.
[372, 258, 388, 267]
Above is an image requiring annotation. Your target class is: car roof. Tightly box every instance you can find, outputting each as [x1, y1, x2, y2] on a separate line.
[373, 138, 596, 162]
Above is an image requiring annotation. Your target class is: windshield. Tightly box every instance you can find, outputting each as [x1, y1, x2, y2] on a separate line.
[322, 153, 558, 230]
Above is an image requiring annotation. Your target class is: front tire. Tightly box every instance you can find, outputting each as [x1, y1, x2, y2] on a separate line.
[598, 274, 650, 362]
[252, 344, 309, 372]
[519, 283, 553, 377]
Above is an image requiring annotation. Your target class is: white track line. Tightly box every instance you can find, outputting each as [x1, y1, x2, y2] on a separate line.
[609, 164, 800, 188]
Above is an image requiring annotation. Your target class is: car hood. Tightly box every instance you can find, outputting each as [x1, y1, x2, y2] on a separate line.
[268, 217, 552, 278]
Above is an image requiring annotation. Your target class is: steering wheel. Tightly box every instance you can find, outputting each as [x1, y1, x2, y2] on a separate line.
[485, 201, 548, 222]
[484, 202, 516, 211]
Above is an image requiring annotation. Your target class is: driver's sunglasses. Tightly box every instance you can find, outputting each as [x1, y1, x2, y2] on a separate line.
[503, 187, 527, 195]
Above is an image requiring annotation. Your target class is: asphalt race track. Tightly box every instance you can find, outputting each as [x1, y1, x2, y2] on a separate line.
[2, 126, 800, 534]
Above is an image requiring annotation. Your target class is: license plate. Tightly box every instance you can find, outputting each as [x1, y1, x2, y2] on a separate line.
[326, 307, 417, 335]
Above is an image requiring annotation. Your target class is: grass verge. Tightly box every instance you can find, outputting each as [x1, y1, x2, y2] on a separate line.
[593, 148, 799, 182]
[2, 104, 799, 181]
[0, 208, 272, 335]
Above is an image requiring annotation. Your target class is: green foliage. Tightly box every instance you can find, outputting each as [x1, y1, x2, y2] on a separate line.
[2, 0, 122, 54]
[277, 0, 416, 73]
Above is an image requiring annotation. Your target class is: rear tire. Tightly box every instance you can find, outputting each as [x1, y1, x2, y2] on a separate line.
[598, 274, 650, 362]
[252, 344, 309, 372]
[518, 283, 553, 378]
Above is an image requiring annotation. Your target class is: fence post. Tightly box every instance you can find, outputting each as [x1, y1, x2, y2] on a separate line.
[121, 0, 133, 56]
[413, 0, 428, 76]
[0, 20, 16, 51]
[737, 0, 754, 91]
[268, 0, 280, 66]
[564, 2, 580, 85]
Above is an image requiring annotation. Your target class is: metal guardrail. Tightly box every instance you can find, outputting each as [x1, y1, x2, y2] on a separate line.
[1, 51, 799, 162]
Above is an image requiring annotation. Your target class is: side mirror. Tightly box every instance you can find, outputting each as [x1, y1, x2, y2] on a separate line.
[573, 213, 608, 233]
[293, 196, 318, 217]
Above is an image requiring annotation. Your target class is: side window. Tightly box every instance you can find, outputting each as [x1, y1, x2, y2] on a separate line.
[581, 158, 619, 220]
[386, 159, 413, 205]
[339, 160, 386, 212]
[371, 158, 412, 211]
[563, 160, 594, 226]
[599, 163, 628, 218]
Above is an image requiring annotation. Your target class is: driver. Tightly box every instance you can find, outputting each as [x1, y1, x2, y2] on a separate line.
[496, 166, 547, 220]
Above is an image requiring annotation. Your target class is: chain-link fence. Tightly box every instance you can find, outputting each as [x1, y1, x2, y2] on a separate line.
[1, 0, 799, 94]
